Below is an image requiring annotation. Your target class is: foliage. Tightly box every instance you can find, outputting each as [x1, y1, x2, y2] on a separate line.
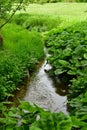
[0, 0, 30, 29]
[12, 13, 61, 32]
[0, 101, 73, 130]
[0, 23, 44, 101]
[45, 21, 87, 129]
[45, 21, 87, 81]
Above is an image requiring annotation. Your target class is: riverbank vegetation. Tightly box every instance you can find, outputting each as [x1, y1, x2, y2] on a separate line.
[12, 13, 61, 32]
[0, 24, 44, 101]
[45, 21, 87, 129]
[0, 1, 87, 130]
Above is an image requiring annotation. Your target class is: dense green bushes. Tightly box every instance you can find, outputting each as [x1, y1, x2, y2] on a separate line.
[12, 13, 61, 32]
[0, 23, 44, 101]
[45, 21, 87, 129]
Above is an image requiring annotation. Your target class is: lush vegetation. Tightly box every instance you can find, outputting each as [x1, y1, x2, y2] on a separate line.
[0, 23, 44, 101]
[0, 101, 73, 130]
[0, 0, 30, 29]
[12, 13, 61, 32]
[1, 2, 87, 130]
[45, 21, 87, 129]
[25, 3, 87, 28]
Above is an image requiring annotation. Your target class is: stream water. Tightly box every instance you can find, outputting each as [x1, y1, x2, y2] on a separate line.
[24, 49, 68, 114]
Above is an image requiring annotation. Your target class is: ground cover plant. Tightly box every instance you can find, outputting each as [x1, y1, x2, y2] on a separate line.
[45, 21, 87, 129]
[0, 23, 44, 101]
[0, 101, 73, 130]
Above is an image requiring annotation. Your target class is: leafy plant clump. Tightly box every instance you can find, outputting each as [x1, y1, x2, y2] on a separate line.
[45, 21, 87, 129]
[0, 23, 44, 101]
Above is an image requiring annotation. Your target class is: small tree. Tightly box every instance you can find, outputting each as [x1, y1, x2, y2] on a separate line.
[0, 0, 30, 29]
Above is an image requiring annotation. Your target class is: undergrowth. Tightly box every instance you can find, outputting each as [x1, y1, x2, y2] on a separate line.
[45, 21, 87, 129]
[0, 23, 44, 101]
[0, 101, 73, 130]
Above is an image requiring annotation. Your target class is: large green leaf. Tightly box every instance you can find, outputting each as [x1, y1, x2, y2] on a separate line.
[54, 69, 65, 75]
[84, 53, 87, 59]
[19, 101, 35, 112]
[57, 117, 72, 130]
[30, 126, 42, 130]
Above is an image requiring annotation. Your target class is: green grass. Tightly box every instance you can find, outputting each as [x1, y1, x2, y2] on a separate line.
[0, 23, 44, 101]
[21, 3, 87, 26]
[14, 3, 87, 32]
[12, 13, 61, 32]
[2, 23, 44, 59]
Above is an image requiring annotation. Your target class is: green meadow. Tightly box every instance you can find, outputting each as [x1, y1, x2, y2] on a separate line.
[25, 3, 87, 24]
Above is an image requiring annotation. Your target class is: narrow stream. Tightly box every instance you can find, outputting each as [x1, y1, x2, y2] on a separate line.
[24, 48, 68, 114]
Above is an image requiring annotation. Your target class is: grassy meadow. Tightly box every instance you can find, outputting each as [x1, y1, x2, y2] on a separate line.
[24, 3, 87, 26]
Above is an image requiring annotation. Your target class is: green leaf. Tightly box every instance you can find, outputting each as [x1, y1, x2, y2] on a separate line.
[81, 115, 87, 121]
[81, 125, 87, 130]
[71, 116, 80, 128]
[8, 111, 18, 117]
[84, 53, 87, 59]
[57, 117, 72, 130]
[30, 126, 42, 130]
[54, 69, 66, 75]
[58, 60, 69, 66]
[19, 101, 35, 112]
[68, 70, 76, 75]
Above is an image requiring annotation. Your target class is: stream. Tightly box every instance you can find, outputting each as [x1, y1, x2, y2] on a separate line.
[24, 48, 68, 114]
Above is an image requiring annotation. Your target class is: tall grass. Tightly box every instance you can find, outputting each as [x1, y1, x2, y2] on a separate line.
[2, 23, 44, 58]
[12, 13, 61, 32]
[0, 23, 44, 101]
